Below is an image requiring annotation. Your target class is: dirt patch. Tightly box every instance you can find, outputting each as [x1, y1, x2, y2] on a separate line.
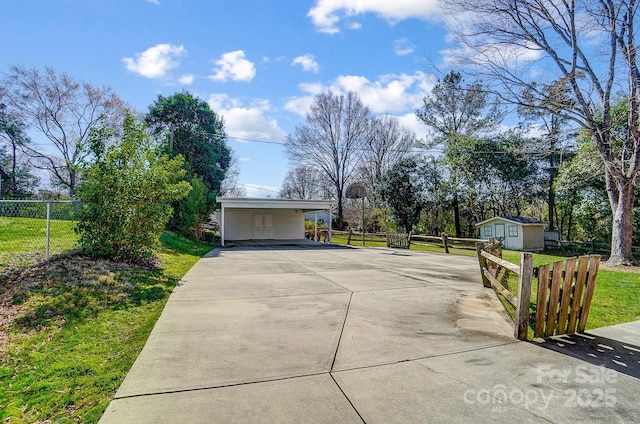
[0, 252, 159, 352]
[0, 303, 20, 352]
[0, 252, 152, 303]
[598, 263, 640, 274]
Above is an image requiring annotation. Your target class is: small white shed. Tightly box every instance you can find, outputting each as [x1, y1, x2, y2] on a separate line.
[476, 216, 545, 251]
[216, 197, 335, 247]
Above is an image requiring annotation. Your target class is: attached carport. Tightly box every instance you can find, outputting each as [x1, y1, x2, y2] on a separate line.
[216, 197, 335, 247]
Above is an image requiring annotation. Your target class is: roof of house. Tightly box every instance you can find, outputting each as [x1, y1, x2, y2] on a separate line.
[475, 216, 545, 227]
[216, 197, 335, 212]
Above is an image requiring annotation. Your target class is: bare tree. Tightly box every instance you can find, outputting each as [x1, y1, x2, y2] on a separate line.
[359, 114, 416, 206]
[218, 149, 246, 197]
[2, 66, 126, 196]
[0, 108, 32, 196]
[444, 0, 640, 265]
[279, 165, 324, 199]
[286, 91, 371, 227]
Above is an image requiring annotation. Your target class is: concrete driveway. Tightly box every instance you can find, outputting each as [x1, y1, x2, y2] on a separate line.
[100, 244, 640, 423]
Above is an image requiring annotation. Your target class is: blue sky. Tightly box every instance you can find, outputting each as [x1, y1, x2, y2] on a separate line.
[2, 0, 455, 197]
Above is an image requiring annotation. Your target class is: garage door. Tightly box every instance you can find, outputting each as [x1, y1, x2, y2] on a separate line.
[254, 213, 274, 239]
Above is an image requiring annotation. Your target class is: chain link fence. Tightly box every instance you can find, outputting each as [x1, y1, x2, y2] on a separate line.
[0, 200, 81, 271]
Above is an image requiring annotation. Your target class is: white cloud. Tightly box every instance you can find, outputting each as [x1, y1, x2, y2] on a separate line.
[178, 74, 195, 85]
[292, 54, 320, 73]
[263, 56, 286, 64]
[441, 11, 544, 70]
[208, 93, 240, 110]
[396, 113, 431, 142]
[145, 0, 160, 4]
[394, 38, 414, 56]
[298, 82, 326, 95]
[224, 108, 286, 140]
[208, 94, 287, 142]
[395, 48, 414, 56]
[283, 82, 325, 115]
[308, 0, 441, 34]
[122, 44, 185, 78]
[284, 71, 434, 116]
[440, 40, 543, 69]
[209, 50, 256, 82]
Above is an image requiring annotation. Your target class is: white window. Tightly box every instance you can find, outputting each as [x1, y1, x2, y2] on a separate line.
[484, 226, 493, 236]
[508, 225, 518, 237]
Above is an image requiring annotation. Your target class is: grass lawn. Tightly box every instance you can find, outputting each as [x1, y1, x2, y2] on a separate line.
[332, 235, 640, 332]
[500, 250, 640, 331]
[0, 217, 79, 269]
[0, 231, 213, 423]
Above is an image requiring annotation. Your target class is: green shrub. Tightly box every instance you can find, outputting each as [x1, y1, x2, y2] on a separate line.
[170, 176, 210, 240]
[75, 112, 191, 261]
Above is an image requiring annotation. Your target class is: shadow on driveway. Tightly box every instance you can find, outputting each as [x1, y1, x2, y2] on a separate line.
[535, 332, 640, 380]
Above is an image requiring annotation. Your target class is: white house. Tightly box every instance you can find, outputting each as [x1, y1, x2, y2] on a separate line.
[215, 197, 335, 247]
[476, 216, 545, 251]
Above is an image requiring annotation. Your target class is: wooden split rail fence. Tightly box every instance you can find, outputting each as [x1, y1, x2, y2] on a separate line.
[476, 240, 533, 340]
[331, 230, 486, 253]
[412, 233, 486, 253]
[476, 239, 600, 341]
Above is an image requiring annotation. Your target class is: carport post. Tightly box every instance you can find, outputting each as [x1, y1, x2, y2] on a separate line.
[328, 208, 332, 242]
[314, 211, 318, 241]
[220, 206, 225, 247]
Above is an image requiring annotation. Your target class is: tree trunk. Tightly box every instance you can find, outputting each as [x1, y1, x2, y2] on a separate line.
[11, 142, 17, 196]
[548, 159, 557, 231]
[547, 116, 559, 232]
[606, 171, 636, 265]
[452, 191, 462, 238]
[566, 193, 575, 241]
[336, 186, 344, 229]
[68, 167, 76, 197]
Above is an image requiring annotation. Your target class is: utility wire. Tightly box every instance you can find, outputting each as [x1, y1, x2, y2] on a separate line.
[238, 183, 281, 193]
[10, 132, 575, 158]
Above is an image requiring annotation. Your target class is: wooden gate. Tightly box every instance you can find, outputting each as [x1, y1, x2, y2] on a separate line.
[534, 255, 600, 338]
[476, 240, 600, 340]
[387, 232, 411, 249]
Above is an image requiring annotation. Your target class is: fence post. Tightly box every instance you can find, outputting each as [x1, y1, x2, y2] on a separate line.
[361, 197, 365, 247]
[386, 229, 390, 247]
[314, 211, 318, 241]
[475, 242, 491, 288]
[515, 252, 533, 340]
[347, 228, 352, 245]
[45, 201, 51, 261]
[441, 233, 449, 254]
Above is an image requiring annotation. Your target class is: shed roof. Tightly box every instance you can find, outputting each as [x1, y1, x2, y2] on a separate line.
[475, 216, 545, 227]
[216, 197, 335, 212]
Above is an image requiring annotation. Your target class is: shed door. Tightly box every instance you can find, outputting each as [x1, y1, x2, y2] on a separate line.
[253, 213, 274, 239]
[495, 223, 505, 240]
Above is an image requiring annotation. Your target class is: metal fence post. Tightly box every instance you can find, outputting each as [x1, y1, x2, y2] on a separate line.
[46, 201, 51, 261]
